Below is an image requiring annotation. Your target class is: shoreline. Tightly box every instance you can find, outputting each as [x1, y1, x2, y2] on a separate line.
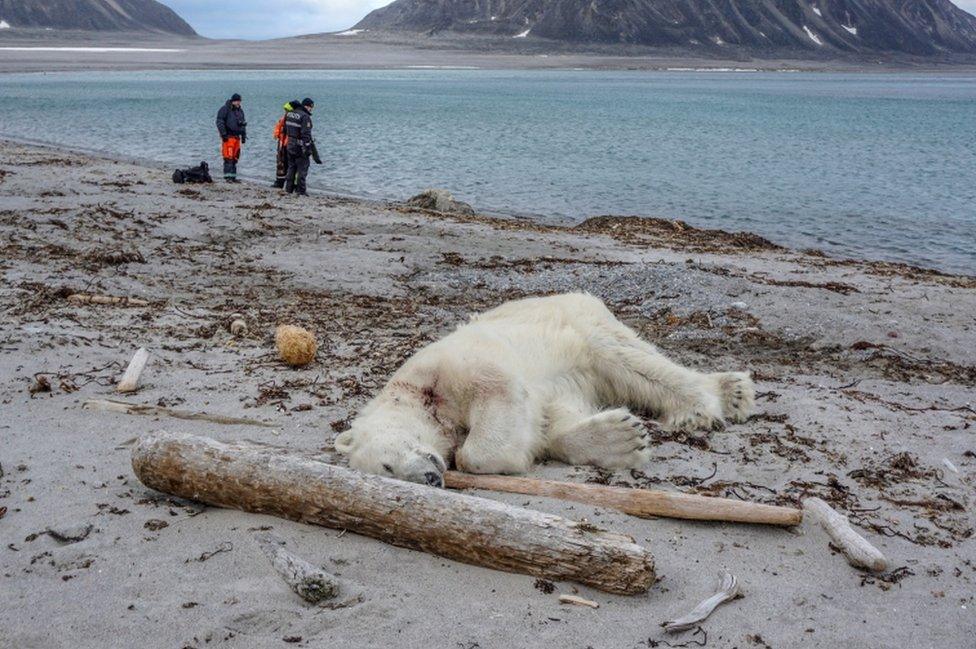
[1, 140, 974, 648]
[3, 136, 972, 282]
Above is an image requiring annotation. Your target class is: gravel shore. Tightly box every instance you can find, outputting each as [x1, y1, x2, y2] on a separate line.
[1, 140, 973, 648]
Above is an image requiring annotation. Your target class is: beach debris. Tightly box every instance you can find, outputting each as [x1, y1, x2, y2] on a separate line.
[729, 301, 748, 310]
[83, 398, 275, 427]
[132, 432, 656, 595]
[575, 215, 783, 253]
[256, 533, 340, 604]
[46, 523, 94, 544]
[228, 313, 248, 337]
[803, 497, 888, 572]
[85, 248, 145, 266]
[275, 324, 318, 367]
[558, 594, 599, 609]
[116, 347, 150, 393]
[320, 593, 366, 610]
[29, 374, 52, 395]
[664, 572, 740, 633]
[186, 541, 234, 563]
[67, 293, 149, 307]
[534, 578, 556, 594]
[405, 188, 475, 215]
[942, 458, 959, 474]
[444, 471, 802, 526]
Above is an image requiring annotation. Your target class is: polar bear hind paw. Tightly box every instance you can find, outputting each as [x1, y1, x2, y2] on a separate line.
[711, 371, 755, 423]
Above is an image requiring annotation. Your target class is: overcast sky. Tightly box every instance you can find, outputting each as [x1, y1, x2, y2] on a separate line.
[161, 0, 392, 39]
[162, 0, 976, 40]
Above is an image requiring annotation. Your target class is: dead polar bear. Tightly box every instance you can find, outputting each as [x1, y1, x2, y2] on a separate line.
[335, 293, 754, 486]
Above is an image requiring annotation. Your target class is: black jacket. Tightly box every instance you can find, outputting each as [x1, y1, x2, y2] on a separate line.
[216, 101, 247, 140]
[284, 105, 313, 149]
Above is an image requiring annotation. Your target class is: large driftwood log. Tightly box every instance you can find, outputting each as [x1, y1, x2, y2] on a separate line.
[444, 472, 802, 527]
[132, 432, 655, 595]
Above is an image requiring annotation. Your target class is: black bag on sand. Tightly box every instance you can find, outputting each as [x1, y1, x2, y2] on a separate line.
[172, 161, 213, 184]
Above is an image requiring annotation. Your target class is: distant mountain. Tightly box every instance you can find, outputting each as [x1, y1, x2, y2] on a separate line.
[353, 0, 976, 56]
[0, 0, 196, 35]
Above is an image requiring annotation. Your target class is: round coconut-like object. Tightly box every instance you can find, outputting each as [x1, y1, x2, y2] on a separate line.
[275, 324, 318, 367]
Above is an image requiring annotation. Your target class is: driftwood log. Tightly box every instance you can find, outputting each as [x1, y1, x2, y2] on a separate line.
[444, 472, 802, 527]
[131, 432, 655, 595]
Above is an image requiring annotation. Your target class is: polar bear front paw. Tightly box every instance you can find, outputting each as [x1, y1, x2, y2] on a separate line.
[661, 389, 726, 432]
[709, 371, 755, 423]
[552, 408, 651, 469]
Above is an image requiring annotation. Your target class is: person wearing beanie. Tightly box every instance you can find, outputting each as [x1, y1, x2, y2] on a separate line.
[283, 97, 319, 196]
[215, 93, 247, 183]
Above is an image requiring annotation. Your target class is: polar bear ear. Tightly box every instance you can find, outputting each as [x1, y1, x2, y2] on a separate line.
[334, 430, 357, 454]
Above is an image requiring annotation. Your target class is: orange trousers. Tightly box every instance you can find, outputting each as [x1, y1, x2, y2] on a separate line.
[221, 135, 241, 161]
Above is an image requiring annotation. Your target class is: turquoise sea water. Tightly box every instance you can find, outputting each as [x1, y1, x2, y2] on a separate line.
[0, 69, 973, 273]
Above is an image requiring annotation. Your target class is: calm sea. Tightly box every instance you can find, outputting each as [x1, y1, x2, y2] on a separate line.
[0, 69, 973, 274]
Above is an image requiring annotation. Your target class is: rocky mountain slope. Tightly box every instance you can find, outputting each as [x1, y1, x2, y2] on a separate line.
[0, 0, 196, 35]
[353, 0, 976, 56]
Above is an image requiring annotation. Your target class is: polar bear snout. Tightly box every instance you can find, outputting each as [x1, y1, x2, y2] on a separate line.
[423, 471, 444, 487]
[389, 450, 446, 487]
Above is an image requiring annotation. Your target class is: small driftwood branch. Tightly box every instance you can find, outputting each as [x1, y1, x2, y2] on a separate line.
[559, 594, 599, 609]
[67, 293, 149, 307]
[83, 399, 275, 428]
[803, 497, 888, 572]
[256, 533, 340, 604]
[131, 432, 656, 595]
[665, 572, 740, 633]
[444, 472, 802, 527]
[117, 347, 149, 393]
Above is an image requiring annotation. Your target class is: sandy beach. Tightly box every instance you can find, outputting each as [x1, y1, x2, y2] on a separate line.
[1, 139, 974, 648]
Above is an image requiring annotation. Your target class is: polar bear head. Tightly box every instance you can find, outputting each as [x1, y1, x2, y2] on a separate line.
[334, 407, 448, 487]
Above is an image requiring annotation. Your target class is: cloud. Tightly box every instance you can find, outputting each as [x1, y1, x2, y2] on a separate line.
[161, 0, 393, 40]
[164, 0, 976, 40]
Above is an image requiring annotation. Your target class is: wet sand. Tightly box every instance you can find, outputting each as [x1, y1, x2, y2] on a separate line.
[0, 140, 974, 648]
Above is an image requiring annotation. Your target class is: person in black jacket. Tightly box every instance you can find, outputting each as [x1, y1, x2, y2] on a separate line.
[283, 98, 316, 195]
[216, 93, 247, 183]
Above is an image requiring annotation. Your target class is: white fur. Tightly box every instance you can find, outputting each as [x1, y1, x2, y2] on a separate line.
[335, 293, 755, 484]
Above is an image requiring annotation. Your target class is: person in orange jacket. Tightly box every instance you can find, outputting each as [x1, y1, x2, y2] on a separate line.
[273, 100, 299, 188]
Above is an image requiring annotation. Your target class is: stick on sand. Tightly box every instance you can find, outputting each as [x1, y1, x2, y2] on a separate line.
[84, 399, 275, 427]
[116, 347, 149, 393]
[444, 472, 802, 527]
[803, 497, 888, 572]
